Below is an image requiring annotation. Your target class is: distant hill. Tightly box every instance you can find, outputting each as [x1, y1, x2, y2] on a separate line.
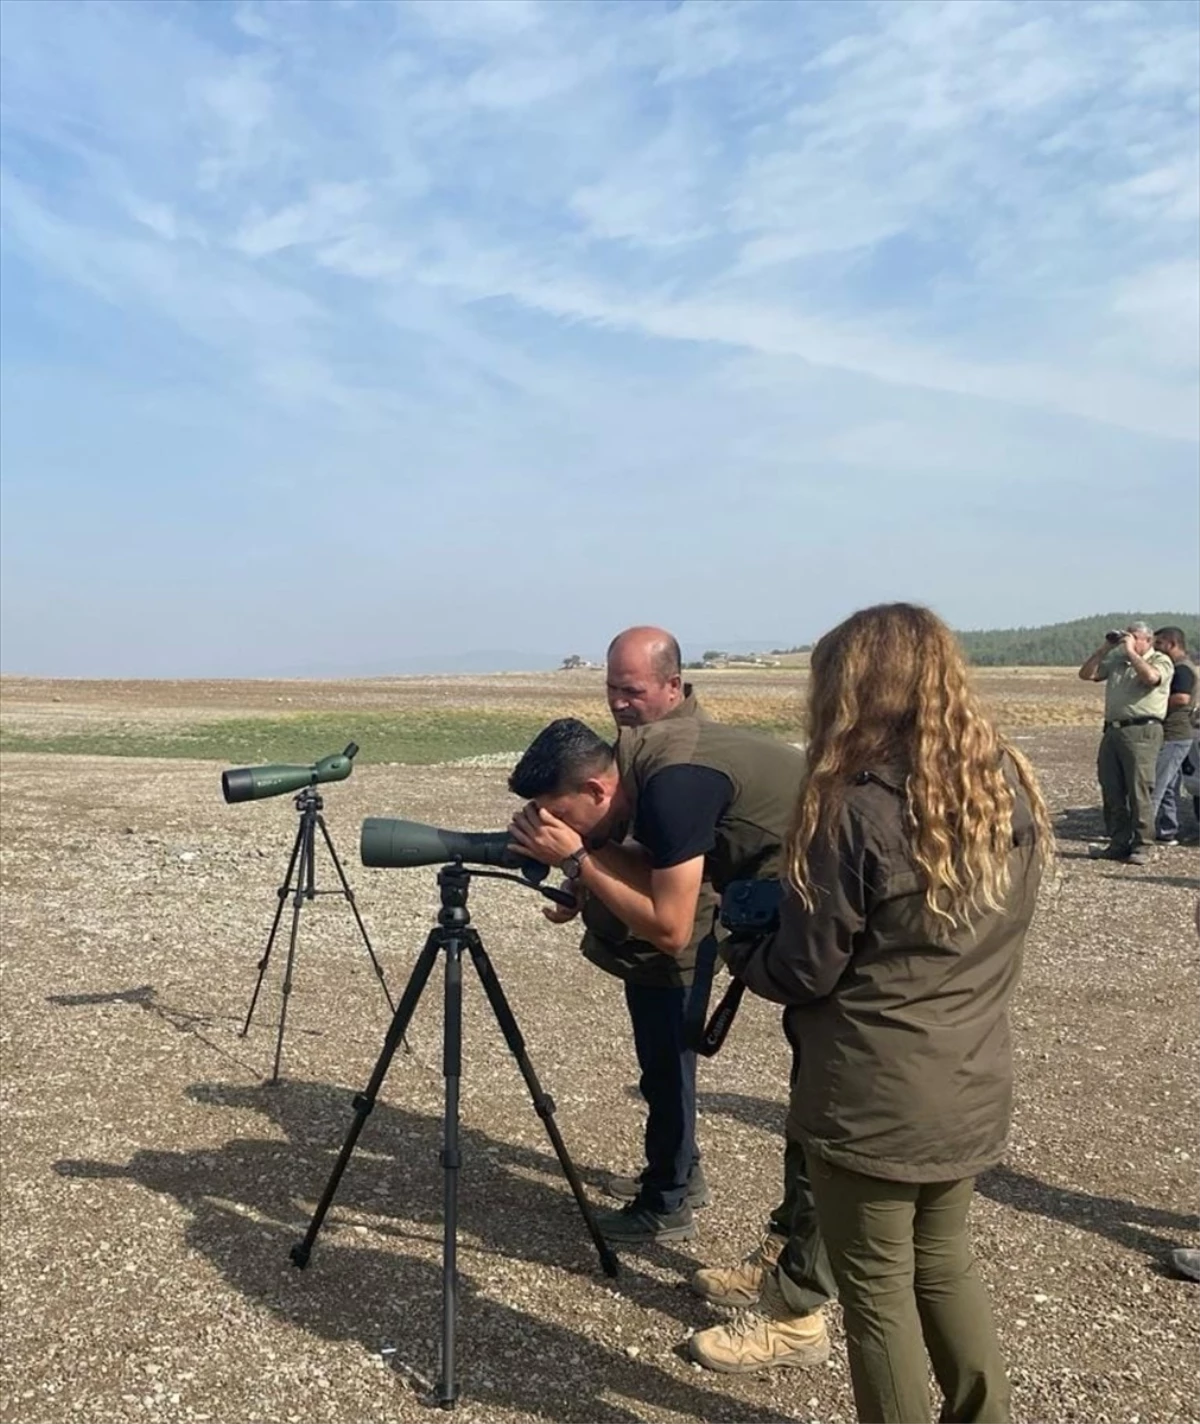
[267, 650, 564, 677]
[956, 613, 1199, 666]
[690, 614, 1199, 669]
[261, 619, 1197, 678]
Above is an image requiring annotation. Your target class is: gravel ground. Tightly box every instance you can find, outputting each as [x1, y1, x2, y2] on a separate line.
[2, 724, 1198, 1424]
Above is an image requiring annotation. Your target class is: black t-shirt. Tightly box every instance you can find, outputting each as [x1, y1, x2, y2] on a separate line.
[634, 765, 734, 869]
[1165, 661, 1197, 741]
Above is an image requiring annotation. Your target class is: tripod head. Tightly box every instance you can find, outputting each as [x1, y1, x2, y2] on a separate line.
[436, 859, 576, 924]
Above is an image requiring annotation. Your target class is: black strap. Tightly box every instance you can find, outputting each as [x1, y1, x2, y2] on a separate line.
[683, 909, 721, 1049]
[694, 979, 746, 1057]
[685, 906, 754, 1057]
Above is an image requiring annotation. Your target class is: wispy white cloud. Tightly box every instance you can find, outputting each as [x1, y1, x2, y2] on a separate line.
[232, 182, 373, 258]
[1, 0, 1196, 675]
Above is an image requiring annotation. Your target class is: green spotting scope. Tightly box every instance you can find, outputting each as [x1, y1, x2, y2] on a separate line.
[222, 743, 359, 804]
[361, 817, 546, 881]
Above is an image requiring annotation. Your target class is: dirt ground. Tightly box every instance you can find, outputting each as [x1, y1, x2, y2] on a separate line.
[1, 681, 1198, 1424]
[0, 666, 1101, 736]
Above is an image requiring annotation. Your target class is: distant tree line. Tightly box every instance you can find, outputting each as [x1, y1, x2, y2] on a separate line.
[955, 613, 1199, 666]
[685, 614, 1199, 671]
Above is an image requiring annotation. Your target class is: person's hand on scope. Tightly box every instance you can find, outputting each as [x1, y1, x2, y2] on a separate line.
[508, 802, 585, 868]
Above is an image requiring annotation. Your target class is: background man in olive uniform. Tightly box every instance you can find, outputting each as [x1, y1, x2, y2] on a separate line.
[563, 627, 717, 1226]
[1079, 622, 1173, 864]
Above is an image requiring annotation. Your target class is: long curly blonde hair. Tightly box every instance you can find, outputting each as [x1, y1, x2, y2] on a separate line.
[786, 603, 1052, 929]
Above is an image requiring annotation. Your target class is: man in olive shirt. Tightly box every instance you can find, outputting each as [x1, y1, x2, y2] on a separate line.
[1150, 627, 1198, 844]
[567, 627, 717, 1230]
[1078, 622, 1174, 863]
[507, 712, 813, 1248]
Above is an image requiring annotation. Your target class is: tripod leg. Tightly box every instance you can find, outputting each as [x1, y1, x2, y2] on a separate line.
[437, 937, 464, 1409]
[241, 815, 305, 1037]
[465, 932, 619, 1279]
[315, 814, 397, 1014]
[290, 928, 442, 1269]
[270, 812, 314, 1084]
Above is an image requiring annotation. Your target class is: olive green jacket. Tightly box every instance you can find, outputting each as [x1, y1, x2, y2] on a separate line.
[578, 686, 715, 988]
[614, 718, 806, 892]
[726, 762, 1043, 1183]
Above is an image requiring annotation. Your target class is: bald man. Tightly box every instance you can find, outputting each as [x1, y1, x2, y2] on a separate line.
[606, 626, 697, 729]
[556, 626, 718, 1243]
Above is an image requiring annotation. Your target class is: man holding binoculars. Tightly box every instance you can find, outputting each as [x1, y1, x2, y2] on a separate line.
[1078, 622, 1174, 864]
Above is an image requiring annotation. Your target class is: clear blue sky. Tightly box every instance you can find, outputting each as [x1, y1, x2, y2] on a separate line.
[2, 0, 1197, 675]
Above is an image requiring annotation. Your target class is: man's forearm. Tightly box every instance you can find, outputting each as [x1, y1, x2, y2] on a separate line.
[1128, 650, 1161, 687]
[576, 845, 680, 953]
[1079, 646, 1107, 681]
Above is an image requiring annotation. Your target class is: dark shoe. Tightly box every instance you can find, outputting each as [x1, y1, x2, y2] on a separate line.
[1154, 835, 1179, 846]
[1088, 844, 1126, 860]
[593, 1201, 696, 1245]
[1170, 1248, 1200, 1283]
[1088, 844, 1143, 864]
[607, 1166, 710, 1208]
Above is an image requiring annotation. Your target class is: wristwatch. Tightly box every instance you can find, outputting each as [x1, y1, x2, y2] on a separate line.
[560, 848, 590, 881]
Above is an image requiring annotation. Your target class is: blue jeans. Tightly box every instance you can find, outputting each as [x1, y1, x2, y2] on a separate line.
[1152, 738, 1194, 837]
[623, 981, 698, 1214]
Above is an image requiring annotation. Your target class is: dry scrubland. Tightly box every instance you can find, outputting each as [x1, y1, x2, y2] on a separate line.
[1, 669, 1197, 1424]
[0, 665, 1103, 743]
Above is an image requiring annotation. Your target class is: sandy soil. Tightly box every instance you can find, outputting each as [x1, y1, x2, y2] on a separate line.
[0, 667, 1101, 737]
[1, 691, 1197, 1424]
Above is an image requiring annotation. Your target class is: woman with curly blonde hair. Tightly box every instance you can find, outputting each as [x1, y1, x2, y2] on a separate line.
[694, 603, 1051, 1423]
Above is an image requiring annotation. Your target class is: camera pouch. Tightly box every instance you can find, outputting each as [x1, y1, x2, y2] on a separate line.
[685, 879, 785, 1057]
[720, 878, 785, 934]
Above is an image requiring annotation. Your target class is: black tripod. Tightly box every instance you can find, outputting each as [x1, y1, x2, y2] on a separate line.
[290, 860, 620, 1408]
[242, 787, 395, 1084]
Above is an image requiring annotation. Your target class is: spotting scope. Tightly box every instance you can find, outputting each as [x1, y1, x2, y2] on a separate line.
[361, 817, 547, 881]
[222, 743, 359, 804]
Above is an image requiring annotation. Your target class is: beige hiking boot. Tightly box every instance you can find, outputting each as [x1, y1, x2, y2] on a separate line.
[690, 1229, 786, 1308]
[688, 1274, 830, 1374]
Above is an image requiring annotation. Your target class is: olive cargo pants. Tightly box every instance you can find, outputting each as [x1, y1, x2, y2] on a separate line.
[1097, 720, 1163, 853]
[770, 1015, 838, 1314]
[806, 1153, 1010, 1424]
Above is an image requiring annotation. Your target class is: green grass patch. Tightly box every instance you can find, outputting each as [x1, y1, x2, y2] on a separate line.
[0, 704, 808, 765]
[0, 710, 561, 767]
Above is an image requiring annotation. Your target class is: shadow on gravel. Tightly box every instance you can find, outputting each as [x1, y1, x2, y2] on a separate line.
[53, 1079, 790, 1423]
[1054, 806, 1106, 845]
[1099, 872, 1200, 889]
[697, 1090, 785, 1135]
[978, 1165, 1199, 1259]
[46, 982, 257, 1072]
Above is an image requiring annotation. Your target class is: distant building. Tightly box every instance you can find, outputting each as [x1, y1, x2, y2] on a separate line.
[701, 652, 782, 669]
